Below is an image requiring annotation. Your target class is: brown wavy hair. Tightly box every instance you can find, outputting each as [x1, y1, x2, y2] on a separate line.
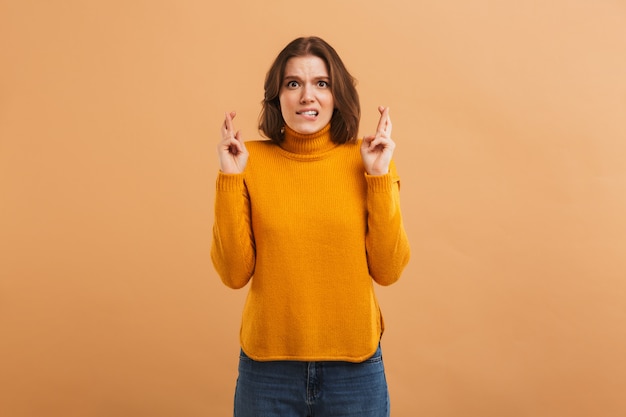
[258, 37, 360, 144]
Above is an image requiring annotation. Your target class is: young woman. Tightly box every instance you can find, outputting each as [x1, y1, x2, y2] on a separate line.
[212, 36, 410, 417]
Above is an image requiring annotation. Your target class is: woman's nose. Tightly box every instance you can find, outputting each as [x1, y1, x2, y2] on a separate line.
[299, 85, 314, 103]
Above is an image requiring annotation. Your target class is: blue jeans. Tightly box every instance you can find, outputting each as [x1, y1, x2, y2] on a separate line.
[234, 345, 390, 417]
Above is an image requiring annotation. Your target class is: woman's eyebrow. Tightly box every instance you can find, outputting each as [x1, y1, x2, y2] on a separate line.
[283, 75, 330, 81]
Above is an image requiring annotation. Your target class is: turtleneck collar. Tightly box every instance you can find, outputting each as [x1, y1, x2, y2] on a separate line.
[279, 124, 337, 156]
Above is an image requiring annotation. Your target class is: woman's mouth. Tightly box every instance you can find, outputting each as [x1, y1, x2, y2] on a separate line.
[296, 110, 319, 121]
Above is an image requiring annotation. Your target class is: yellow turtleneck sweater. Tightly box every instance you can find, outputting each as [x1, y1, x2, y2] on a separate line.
[211, 124, 410, 362]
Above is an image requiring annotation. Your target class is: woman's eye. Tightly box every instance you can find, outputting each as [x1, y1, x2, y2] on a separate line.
[287, 81, 299, 88]
[318, 81, 329, 88]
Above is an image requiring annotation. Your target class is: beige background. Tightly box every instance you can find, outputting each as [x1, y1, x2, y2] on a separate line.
[2, 0, 626, 416]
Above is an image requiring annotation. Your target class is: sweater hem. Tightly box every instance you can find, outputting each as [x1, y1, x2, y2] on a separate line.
[240, 342, 382, 363]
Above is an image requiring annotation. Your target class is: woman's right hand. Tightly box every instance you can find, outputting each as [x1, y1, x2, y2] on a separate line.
[218, 111, 249, 174]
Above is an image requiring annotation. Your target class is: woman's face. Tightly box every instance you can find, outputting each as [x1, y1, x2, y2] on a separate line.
[279, 55, 334, 135]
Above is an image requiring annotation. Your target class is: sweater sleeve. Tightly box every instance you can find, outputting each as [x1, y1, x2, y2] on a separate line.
[364, 160, 411, 286]
[210, 172, 256, 289]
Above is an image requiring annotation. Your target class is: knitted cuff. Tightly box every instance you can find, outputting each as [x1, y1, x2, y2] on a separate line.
[216, 172, 245, 192]
[364, 172, 393, 193]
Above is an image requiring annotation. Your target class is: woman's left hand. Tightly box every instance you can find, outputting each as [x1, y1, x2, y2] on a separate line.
[361, 106, 395, 175]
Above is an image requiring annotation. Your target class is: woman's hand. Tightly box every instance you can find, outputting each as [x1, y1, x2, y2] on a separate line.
[218, 111, 249, 174]
[361, 106, 395, 175]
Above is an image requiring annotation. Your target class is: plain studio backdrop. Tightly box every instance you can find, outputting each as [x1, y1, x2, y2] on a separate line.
[1, 1, 625, 416]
